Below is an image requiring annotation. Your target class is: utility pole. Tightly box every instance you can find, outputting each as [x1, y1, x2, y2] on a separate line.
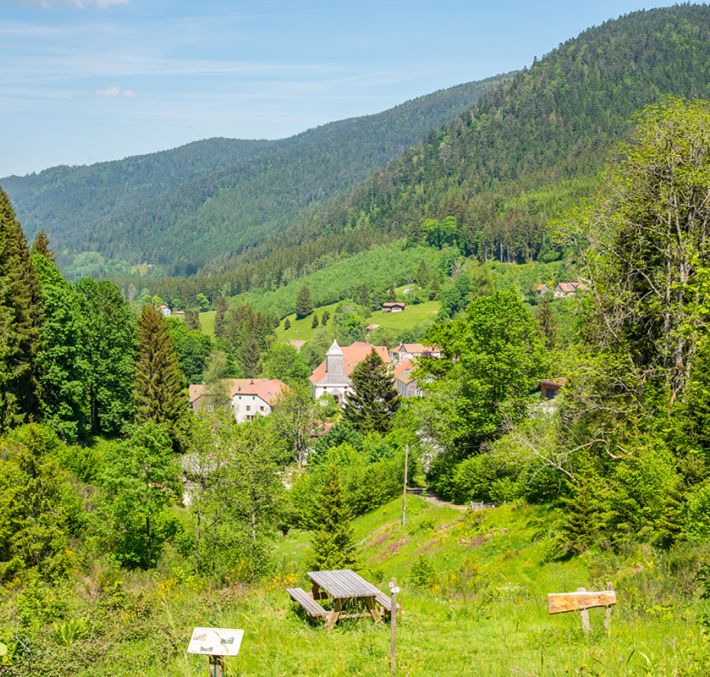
[401, 445, 408, 526]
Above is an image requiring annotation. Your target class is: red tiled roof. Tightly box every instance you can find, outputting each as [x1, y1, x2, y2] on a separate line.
[309, 342, 390, 384]
[189, 378, 287, 406]
[393, 359, 416, 384]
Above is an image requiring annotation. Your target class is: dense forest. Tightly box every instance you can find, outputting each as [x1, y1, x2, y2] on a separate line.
[2, 75, 507, 274]
[146, 4, 710, 308]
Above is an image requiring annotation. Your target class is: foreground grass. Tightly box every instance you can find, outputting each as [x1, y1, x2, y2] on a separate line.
[6, 497, 706, 676]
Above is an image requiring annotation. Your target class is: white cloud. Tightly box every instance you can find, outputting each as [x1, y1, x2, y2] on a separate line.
[20, 0, 129, 9]
[94, 85, 137, 98]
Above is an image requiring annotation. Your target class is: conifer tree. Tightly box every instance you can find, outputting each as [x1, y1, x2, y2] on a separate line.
[344, 349, 400, 433]
[321, 310, 330, 325]
[311, 313, 319, 329]
[284, 318, 291, 331]
[214, 296, 228, 336]
[0, 188, 41, 432]
[295, 284, 313, 319]
[309, 462, 355, 569]
[416, 260, 430, 287]
[534, 296, 558, 350]
[134, 304, 189, 451]
[31, 231, 54, 261]
[184, 308, 200, 331]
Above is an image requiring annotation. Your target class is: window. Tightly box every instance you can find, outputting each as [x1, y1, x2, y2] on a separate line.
[260, 406, 265, 412]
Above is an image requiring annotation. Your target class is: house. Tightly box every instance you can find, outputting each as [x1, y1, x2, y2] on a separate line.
[553, 282, 588, 298]
[530, 283, 550, 296]
[389, 342, 440, 366]
[539, 377, 568, 400]
[288, 339, 305, 351]
[309, 340, 390, 404]
[393, 359, 426, 398]
[382, 302, 406, 313]
[159, 304, 172, 317]
[173, 309, 186, 317]
[189, 378, 287, 423]
[366, 323, 381, 336]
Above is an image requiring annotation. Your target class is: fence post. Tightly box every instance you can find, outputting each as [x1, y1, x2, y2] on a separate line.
[603, 582, 613, 635]
[577, 587, 591, 635]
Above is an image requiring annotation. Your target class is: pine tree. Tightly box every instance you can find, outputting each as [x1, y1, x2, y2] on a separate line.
[295, 284, 313, 319]
[184, 308, 201, 331]
[416, 260, 430, 287]
[321, 310, 330, 325]
[284, 318, 291, 331]
[309, 462, 355, 569]
[0, 189, 42, 432]
[429, 275, 441, 301]
[311, 313, 319, 328]
[344, 349, 400, 433]
[214, 296, 228, 336]
[134, 304, 189, 451]
[357, 284, 370, 308]
[534, 296, 558, 350]
[31, 231, 54, 261]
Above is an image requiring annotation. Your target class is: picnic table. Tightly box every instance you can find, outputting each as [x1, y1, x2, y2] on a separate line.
[287, 569, 398, 630]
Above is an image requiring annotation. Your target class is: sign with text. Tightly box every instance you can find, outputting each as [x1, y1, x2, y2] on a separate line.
[187, 627, 244, 657]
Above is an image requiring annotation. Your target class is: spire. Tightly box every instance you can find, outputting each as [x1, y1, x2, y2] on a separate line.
[327, 340, 344, 356]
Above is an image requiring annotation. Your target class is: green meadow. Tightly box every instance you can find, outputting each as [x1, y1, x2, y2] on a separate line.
[26, 496, 706, 676]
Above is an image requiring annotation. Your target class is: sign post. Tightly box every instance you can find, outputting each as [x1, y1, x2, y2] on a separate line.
[548, 584, 616, 635]
[401, 445, 408, 526]
[389, 578, 400, 675]
[187, 627, 244, 677]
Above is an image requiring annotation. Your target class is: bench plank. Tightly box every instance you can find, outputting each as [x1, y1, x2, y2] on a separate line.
[287, 588, 327, 619]
[548, 590, 616, 614]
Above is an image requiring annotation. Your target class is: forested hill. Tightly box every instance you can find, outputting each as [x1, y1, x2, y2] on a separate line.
[283, 5, 710, 262]
[152, 4, 710, 305]
[1, 75, 508, 274]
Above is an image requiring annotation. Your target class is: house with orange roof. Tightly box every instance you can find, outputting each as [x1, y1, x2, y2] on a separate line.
[189, 378, 287, 423]
[309, 340, 390, 405]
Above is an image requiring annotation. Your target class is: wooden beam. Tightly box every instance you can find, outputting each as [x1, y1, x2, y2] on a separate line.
[548, 590, 616, 614]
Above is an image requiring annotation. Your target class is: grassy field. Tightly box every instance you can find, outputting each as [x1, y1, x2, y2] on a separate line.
[23, 497, 705, 675]
[274, 296, 441, 345]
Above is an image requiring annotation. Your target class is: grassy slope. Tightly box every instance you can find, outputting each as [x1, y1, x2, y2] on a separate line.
[68, 497, 706, 676]
[274, 296, 441, 344]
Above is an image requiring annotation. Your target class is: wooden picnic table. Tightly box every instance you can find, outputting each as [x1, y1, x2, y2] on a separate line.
[308, 569, 380, 629]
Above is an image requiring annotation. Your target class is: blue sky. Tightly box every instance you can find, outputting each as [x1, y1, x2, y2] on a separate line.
[0, 0, 678, 176]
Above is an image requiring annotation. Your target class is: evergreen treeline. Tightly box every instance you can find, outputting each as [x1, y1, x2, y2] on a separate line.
[0, 189, 190, 445]
[147, 4, 710, 307]
[2, 76, 507, 274]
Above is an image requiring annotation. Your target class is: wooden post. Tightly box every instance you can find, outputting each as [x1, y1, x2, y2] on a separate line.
[603, 582, 613, 635]
[401, 446, 409, 526]
[577, 587, 591, 635]
[208, 655, 224, 677]
[390, 578, 398, 675]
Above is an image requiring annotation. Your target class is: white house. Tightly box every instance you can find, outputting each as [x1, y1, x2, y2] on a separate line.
[309, 340, 390, 405]
[188, 378, 287, 423]
[389, 342, 440, 366]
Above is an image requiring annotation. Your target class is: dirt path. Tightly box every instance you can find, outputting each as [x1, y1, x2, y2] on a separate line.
[406, 487, 468, 511]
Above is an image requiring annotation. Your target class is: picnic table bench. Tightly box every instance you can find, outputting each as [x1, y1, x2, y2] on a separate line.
[287, 569, 398, 629]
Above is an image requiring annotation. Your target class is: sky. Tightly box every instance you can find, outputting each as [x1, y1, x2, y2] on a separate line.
[0, 0, 679, 176]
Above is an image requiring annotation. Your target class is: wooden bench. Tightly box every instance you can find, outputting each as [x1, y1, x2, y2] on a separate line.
[373, 589, 400, 613]
[287, 588, 327, 620]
